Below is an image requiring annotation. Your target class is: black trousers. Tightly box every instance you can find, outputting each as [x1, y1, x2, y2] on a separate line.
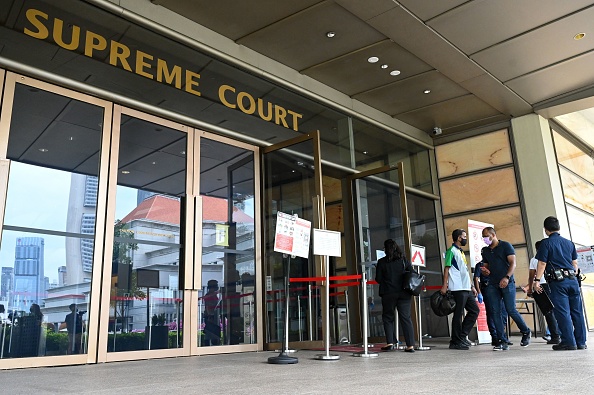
[451, 290, 479, 345]
[381, 293, 415, 347]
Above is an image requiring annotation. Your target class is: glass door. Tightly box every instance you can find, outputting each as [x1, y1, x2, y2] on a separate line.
[262, 132, 325, 350]
[195, 132, 259, 353]
[0, 73, 112, 368]
[99, 107, 191, 362]
[348, 164, 408, 343]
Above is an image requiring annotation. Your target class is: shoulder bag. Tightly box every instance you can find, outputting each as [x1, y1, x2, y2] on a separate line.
[402, 260, 425, 296]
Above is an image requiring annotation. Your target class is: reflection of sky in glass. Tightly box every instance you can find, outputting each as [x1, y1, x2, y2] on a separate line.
[1, 163, 69, 283]
[0, 165, 138, 284]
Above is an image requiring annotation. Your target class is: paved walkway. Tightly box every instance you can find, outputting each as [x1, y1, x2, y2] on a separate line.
[3, 332, 594, 394]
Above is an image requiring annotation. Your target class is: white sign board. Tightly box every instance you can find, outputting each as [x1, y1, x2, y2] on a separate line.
[577, 246, 594, 274]
[468, 219, 494, 269]
[411, 244, 426, 267]
[313, 229, 342, 257]
[273, 211, 312, 259]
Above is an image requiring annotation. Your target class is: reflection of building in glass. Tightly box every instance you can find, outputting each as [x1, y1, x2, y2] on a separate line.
[66, 174, 97, 284]
[115, 195, 254, 331]
[12, 237, 45, 311]
[58, 266, 67, 287]
[1, 267, 13, 299]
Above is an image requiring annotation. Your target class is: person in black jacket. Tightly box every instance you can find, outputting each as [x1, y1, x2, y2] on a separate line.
[375, 239, 415, 352]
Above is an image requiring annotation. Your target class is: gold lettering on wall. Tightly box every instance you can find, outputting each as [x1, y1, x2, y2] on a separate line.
[21, 7, 303, 132]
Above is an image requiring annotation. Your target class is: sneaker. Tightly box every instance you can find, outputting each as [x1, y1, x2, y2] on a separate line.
[552, 344, 577, 351]
[449, 343, 469, 350]
[547, 337, 561, 345]
[577, 344, 587, 350]
[506, 341, 513, 346]
[493, 342, 509, 351]
[542, 335, 552, 342]
[460, 339, 472, 347]
[520, 332, 531, 347]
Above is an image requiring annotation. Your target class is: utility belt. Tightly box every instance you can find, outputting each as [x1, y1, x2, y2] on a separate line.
[544, 267, 576, 282]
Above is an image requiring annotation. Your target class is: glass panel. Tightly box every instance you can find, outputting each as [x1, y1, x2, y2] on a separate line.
[553, 131, 594, 185]
[107, 116, 186, 352]
[559, 167, 594, 213]
[198, 138, 256, 346]
[436, 129, 512, 178]
[1, 84, 103, 358]
[263, 141, 319, 343]
[567, 205, 594, 247]
[352, 119, 432, 192]
[440, 167, 519, 215]
[443, 206, 526, 247]
[555, 108, 594, 150]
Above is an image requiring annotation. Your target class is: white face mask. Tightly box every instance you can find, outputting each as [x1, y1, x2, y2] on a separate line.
[482, 236, 492, 246]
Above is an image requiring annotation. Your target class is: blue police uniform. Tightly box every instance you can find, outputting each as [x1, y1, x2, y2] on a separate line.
[535, 232, 587, 349]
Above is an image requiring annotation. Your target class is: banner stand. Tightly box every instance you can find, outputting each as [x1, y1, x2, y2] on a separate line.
[315, 255, 340, 361]
[353, 270, 378, 358]
[268, 255, 298, 364]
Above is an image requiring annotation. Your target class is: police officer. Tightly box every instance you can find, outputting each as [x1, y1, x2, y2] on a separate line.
[533, 216, 587, 350]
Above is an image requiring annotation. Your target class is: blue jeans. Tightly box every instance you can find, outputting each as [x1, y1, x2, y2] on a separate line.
[485, 280, 530, 342]
[482, 288, 508, 341]
[549, 278, 587, 347]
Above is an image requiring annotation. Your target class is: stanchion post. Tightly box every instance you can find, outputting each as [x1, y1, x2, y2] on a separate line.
[268, 256, 298, 364]
[315, 255, 340, 360]
[298, 295, 303, 342]
[415, 267, 430, 351]
[344, 288, 351, 344]
[353, 270, 378, 357]
[394, 310, 404, 350]
[308, 284, 313, 341]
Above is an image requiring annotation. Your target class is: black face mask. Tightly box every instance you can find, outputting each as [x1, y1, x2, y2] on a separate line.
[460, 238, 468, 247]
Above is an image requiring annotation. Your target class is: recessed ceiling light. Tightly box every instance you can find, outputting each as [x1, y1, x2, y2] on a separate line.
[69, 137, 74, 141]
[363, 151, 368, 154]
[152, 161, 156, 165]
[423, 89, 431, 94]
[381, 64, 388, 69]
[390, 70, 401, 76]
[180, 151, 186, 155]
[574, 32, 586, 40]
[367, 56, 379, 63]
[38, 148, 48, 152]
[326, 31, 336, 38]
[121, 170, 130, 174]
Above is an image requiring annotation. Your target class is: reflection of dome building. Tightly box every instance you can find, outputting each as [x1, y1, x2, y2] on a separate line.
[117, 195, 254, 331]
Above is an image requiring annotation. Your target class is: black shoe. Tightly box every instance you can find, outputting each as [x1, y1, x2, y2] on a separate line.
[542, 335, 552, 342]
[506, 341, 513, 346]
[404, 347, 415, 353]
[493, 342, 509, 351]
[577, 344, 588, 350]
[381, 344, 395, 351]
[547, 337, 561, 345]
[460, 339, 472, 347]
[520, 332, 531, 347]
[449, 343, 469, 350]
[552, 344, 577, 351]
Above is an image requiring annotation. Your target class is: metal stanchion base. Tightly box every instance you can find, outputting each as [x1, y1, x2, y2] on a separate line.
[352, 352, 379, 358]
[415, 346, 431, 351]
[268, 353, 299, 364]
[274, 348, 297, 353]
[395, 345, 405, 350]
[314, 354, 340, 360]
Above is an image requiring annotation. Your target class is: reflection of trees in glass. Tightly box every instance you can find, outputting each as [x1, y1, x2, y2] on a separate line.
[111, 221, 145, 332]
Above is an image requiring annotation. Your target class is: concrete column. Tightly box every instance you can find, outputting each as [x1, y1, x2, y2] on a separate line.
[511, 114, 568, 251]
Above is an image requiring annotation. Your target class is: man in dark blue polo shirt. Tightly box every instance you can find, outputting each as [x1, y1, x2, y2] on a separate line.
[481, 226, 531, 350]
[533, 216, 587, 351]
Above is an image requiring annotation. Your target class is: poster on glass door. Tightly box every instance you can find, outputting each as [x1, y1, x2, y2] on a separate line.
[273, 211, 311, 259]
[468, 219, 493, 269]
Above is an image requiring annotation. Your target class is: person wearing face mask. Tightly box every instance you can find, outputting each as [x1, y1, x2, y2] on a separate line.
[440, 229, 479, 350]
[481, 226, 531, 351]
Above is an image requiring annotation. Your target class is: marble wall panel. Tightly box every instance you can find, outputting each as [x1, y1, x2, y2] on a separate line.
[443, 206, 526, 249]
[436, 129, 512, 178]
[553, 131, 594, 185]
[440, 167, 519, 215]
